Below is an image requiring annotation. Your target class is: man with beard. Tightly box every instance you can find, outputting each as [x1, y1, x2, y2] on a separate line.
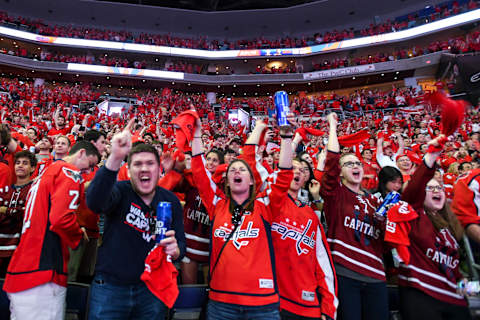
[86, 122, 186, 320]
[34, 136, 52, 162]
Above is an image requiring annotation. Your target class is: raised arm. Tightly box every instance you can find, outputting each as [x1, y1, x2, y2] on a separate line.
[394, 132, 405, 158]
[191, 118, 222, 218]
[245, 120, 268, 145]
[402, 135, 444, 209]
[376, 136, 384, 157]
[87, 119, 134, 213]
[320, 113, 341, 198]
[326, 113, 339, 153]
[261, 116, 296, 220]
[54, 107, 61, 130]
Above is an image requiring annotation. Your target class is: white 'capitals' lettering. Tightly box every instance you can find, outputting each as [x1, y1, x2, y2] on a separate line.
[426, 248, 459, 269]
[186, 208, 210, 225]
[213, 216, 259, 250]
[271, 219, 315, 255]
[344, 216, 381, 239]
[124, 203, 153, 242]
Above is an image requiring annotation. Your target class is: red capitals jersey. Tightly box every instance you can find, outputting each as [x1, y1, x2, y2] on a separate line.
[452, 168, 480, 227]
[32, 155, 54, 178]
[272, 195, 338, 319]
[241, 145, 338, 316]
[320, 151, 385, 281]
[361, 160, 379, 191]
[192, 154, 292, 306]
[3, 161, 84, 293]
[180, 172, 210, 263]
[400, 163, 467, 306]
[0, 182, 32, 257]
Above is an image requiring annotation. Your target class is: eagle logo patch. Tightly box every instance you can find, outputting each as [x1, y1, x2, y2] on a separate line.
[62, 167, 83, 184]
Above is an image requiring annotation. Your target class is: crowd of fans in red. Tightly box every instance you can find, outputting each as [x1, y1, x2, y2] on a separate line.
[0, 77, 425, 125]
[0, 76, 479, 212]
[0, 0, 478, 51]
[2, 73, 480, 320]
[0, 76, 474, 174]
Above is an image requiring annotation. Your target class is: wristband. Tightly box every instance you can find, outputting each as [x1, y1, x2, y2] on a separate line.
[280, 135, 293, 139]
[312, 199, 323, 204]
[193, 136, 201, 139]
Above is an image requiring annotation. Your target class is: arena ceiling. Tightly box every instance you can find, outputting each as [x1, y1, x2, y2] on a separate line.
[95, 0, 324, 11]
[3, 0, 433, 38]
[94, 0, 421, 13]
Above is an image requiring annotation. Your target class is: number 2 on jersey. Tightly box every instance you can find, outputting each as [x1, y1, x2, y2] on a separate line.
[68, 190, 80, 210]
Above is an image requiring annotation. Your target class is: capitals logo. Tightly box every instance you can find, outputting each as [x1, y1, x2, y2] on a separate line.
[271, 218, 315, 255]
[125, 202, 154, 242]
[62, 167, 83, 183]
[214, 213, 260, 250]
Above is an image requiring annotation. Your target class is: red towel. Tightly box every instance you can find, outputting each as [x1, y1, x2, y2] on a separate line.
[140, 246, 179, 308]
[384, 201, 418, 264]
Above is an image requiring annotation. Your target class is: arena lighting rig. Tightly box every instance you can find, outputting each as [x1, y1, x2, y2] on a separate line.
[1, 8, 480, 59]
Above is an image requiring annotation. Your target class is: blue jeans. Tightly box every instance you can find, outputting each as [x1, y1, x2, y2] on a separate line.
[88, 274, 167, 320]
[337, 275, 389, 320]
[207, 300, 280, 320]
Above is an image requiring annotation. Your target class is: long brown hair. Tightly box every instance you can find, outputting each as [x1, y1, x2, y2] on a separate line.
[425, 204, 464, 241]
[224, 159, 256, 214]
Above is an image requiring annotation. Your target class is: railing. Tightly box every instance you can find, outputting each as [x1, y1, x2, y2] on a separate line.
[464, 235, 480, 280]
[0, 51, 444, 84]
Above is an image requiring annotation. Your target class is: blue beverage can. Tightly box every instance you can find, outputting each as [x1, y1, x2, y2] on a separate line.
[274, 91, 290, 128]
[376, 191, 401, 217]
[155, 202, 172, 243]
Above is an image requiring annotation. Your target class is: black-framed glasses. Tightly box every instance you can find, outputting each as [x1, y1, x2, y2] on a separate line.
[426, 185, 444, 192]
[232, 205, 244, 226]
[342, 161, 363, 168]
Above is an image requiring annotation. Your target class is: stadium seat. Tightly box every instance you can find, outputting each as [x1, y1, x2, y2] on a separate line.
[66, 282, 90, 320]
[388, 285, 400, 319]
[0, 279, 9, 320]
[170, 284, 208, 320]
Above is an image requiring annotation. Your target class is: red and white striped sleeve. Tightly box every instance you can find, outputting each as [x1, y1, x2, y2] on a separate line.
[191, 154, 224, 219]
[315, 223, 338, 319]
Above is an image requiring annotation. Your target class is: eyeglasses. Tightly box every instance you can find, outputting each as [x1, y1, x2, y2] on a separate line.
[232, 205, 244, 226]
[426, 185, 444, 192]
[342, 161, 363, 168]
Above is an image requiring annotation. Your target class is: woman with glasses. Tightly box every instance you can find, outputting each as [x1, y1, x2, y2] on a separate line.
[191, 117, 294, 320]
[397, 134, 471, 320]
[320, 113, 387, 320]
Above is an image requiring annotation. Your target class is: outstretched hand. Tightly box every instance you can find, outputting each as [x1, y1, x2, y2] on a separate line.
[279, 113, 297, 136]
[106, 118, 134, 171]
[326, 112, 338, 128]
[309, 179, 321, 200]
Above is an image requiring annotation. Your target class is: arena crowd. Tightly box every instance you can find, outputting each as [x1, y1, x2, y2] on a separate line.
[0, 73, 479, 320]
